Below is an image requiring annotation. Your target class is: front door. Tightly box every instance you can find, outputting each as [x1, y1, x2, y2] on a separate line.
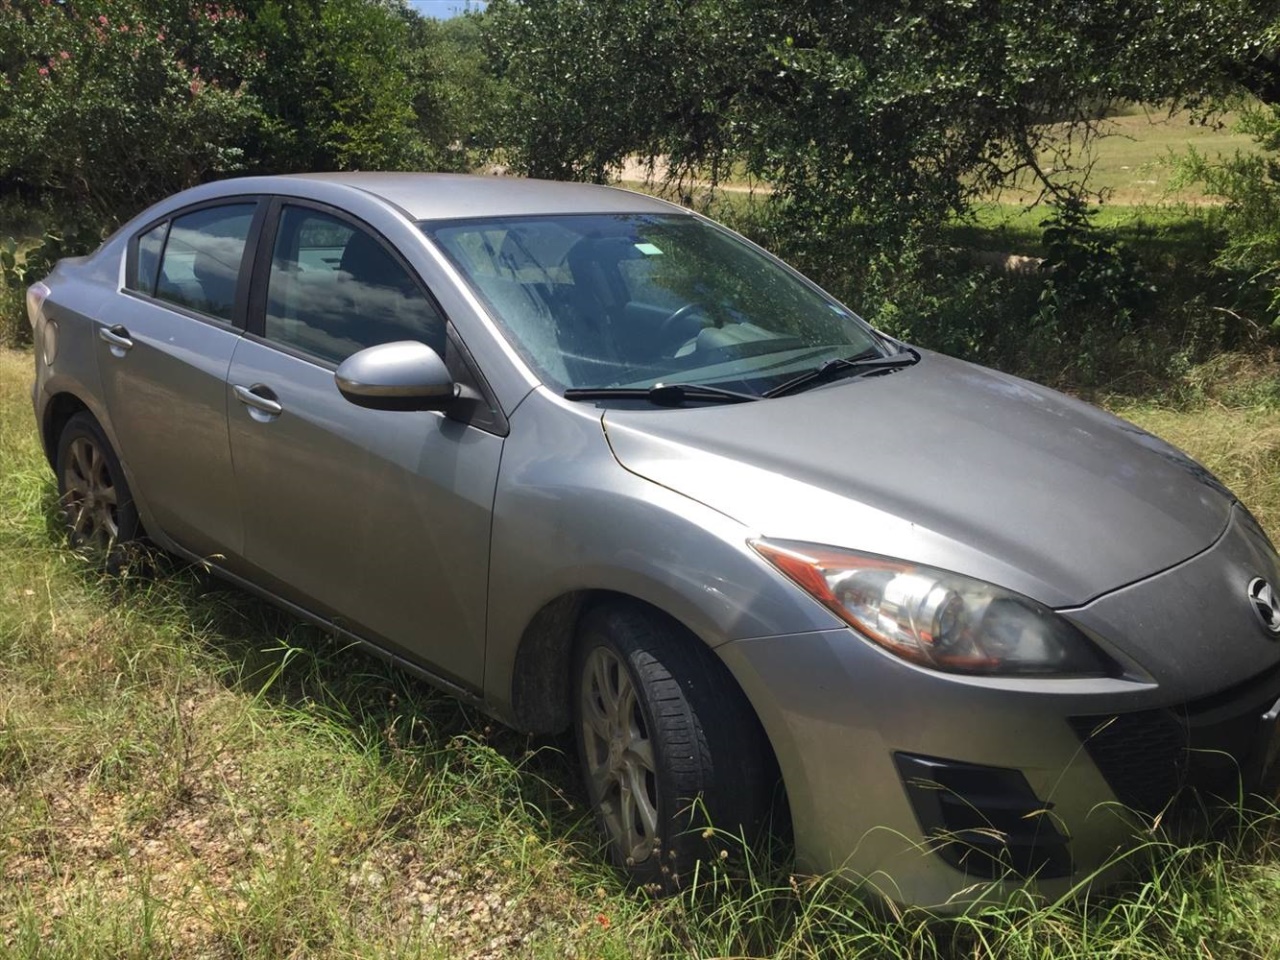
[226, 202, 502, 689]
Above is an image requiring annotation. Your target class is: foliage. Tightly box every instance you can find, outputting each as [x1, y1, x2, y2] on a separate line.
[485, 0, 735, 183]
[1, 223, 106, 348]
[1182, 100, 1280, 329]
[1026, 196, 1155, 379]
[0, 239, 30, 337]
[486, 0, 1273, 238]
[484, 0, 1280, 399]
[0, 0, 487, 347]
[0, 0, 267, 224]
[0, 0, 472, 230]
[1174, 12, 1280, 333]
[740, 200, 1246, 397]
[236, 0, 430, 175]
[408, 14, 507, 170]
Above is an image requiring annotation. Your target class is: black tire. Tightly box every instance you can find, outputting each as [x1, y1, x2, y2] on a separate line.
[55, 412, 142, 568]
[572, 601, 776, 889]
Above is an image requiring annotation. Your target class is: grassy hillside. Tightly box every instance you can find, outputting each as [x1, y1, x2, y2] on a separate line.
[4, 346, 1280, 958]
[1002, 108, 1260, 206]
[621, 109, 1260, 206]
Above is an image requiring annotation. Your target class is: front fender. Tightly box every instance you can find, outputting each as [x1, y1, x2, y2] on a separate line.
[482, 391, 840, 718]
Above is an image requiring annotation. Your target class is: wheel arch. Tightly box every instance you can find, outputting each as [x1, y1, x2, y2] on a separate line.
[40, 388, 162, 546]
[506, 589, 785, 781]
[506, 588, 792, 848]
[510, 589, 756, 731]
[41, 391, 93, 468]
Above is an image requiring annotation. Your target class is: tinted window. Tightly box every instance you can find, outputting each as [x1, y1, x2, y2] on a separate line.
[424, 214, 883, 393]
[132, 221, 167, 296]
[265, 207, 444, 364]
[155, 204, 255, 321]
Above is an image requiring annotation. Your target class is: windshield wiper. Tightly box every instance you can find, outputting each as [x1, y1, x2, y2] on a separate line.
[563, 382, 760, 406]
[762, 347, 920, 399]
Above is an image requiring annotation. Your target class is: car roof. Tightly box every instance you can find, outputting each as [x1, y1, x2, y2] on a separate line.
[280, 172, 687, 221]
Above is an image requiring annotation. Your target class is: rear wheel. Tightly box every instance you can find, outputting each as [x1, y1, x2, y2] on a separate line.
[573, 601, 775, 889]
[55, 412, 141, 566]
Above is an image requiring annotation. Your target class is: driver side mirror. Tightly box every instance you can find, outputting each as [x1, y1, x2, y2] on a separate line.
[335, 341, 458, 411]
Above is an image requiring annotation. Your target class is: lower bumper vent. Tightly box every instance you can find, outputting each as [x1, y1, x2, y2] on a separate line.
[894, 753, 1071, 880]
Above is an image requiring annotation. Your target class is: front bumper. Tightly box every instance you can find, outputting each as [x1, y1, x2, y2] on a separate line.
[717, 506, 1280, 909]
[719, 628, 1138, 908]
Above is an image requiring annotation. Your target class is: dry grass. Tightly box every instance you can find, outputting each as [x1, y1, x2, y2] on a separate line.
[4, 344, 1280, 958]
[1110, 352, 1280, 533]
[1118, 402, 1280, 532]
[0, 351, 617, 958]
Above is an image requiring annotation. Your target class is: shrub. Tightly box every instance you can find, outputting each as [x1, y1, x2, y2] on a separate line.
[1, 222, 105, 348]
[0, 0, 267, 226]
[1181, 102, 1280, 329]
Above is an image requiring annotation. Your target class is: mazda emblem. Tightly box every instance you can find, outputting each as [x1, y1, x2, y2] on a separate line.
[1248, 578, 1280, 636]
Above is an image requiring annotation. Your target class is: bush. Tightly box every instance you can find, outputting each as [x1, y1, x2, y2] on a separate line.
[0, 0, 268, 226]
[0, 0, 457, 233]
[1181, 102, 1280, 330]
[0, 280, 24, 350]
[717, 195, 1266, 398]
[1, 222, 104, 348]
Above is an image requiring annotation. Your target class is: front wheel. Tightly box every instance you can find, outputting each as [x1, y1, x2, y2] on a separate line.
[573, 602, 775, 889]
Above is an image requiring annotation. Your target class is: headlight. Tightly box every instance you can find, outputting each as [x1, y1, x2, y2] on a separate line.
[751, 539, 1110, 677]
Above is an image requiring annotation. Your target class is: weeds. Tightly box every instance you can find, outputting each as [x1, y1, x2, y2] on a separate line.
[4, 343, 1280, 957]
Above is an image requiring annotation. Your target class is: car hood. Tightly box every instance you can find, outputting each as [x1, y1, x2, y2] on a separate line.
[601, 351, 1234, 609]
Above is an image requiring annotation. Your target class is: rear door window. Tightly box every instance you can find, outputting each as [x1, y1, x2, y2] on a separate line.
[131, 221, 168, 296]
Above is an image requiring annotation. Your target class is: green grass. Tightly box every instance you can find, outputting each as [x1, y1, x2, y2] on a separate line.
[622, 108, 1260, 207]
[932, 109, 1260, 260]
[5, 344, 1280, 957]
[618, 107, 1257, 265]
[945, 201, 1225, 261]
[998, 108, 1260, 206]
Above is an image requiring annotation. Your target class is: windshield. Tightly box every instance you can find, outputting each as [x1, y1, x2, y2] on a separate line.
[421, 213, 886, 394]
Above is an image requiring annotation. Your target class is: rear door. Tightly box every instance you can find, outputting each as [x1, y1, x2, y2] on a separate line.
[96, 200, 262, 558]
[225, 200, 504, 690]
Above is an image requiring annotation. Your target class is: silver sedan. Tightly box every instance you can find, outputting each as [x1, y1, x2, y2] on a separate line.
[26, 173, 1280, 908]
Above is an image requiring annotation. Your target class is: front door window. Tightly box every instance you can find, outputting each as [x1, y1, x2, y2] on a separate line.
[265, 207, 445, 363]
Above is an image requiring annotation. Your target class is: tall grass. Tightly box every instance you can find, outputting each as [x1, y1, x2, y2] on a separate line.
[3, 344, 1280, 958]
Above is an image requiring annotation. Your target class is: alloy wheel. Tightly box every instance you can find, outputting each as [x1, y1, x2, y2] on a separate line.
[61, 435, 120, 552]
[580, 645, 661, 865]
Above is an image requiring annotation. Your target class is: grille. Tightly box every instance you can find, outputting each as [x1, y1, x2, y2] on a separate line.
[1068, 710, 1188, 815]
[1070, 671, 1280, 815]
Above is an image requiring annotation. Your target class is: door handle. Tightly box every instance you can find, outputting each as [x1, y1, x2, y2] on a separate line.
[233, 384, 283, 418]
[98, 324, 133, 355]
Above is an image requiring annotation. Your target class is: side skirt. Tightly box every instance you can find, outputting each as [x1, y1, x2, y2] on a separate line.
[164, 542, 492, 714]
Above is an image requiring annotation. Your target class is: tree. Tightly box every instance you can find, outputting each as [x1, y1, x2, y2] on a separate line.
[1179, 23, 1280, 328]
[406, 13, 507, 170]
[0, 0, 442, 227]
[237, 0, 427, 175]
[486, 0, 1277, 240]
[0, 0, 267, 223]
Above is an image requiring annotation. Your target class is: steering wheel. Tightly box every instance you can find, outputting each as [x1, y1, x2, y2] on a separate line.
[658, 301, 710, 347]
